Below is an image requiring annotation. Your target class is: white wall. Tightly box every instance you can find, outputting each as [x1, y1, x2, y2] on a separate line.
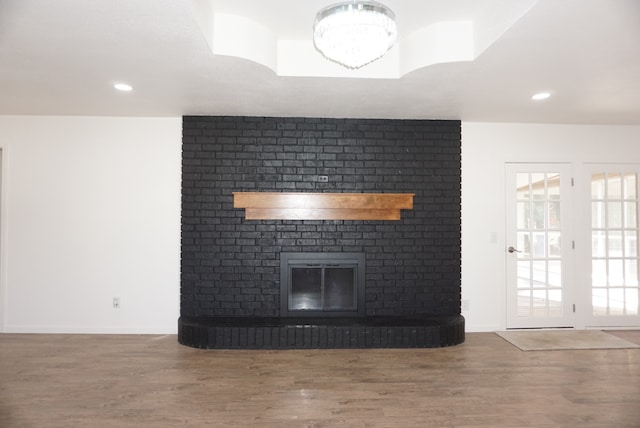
[2, 117, 638, 334]
[0, 116, 181, 333]
[461, 123, 640, 331]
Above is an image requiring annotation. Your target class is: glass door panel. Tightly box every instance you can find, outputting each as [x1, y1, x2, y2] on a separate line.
[506, 164, 574, 328]
[588, 170, 640, 323]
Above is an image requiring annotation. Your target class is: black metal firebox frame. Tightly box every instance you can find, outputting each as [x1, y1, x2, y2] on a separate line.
[280, 252, 366, 317]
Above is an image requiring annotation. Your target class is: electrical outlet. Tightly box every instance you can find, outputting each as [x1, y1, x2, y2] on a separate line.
[113, 297, 120, 309]
[318, 175, 329, 182]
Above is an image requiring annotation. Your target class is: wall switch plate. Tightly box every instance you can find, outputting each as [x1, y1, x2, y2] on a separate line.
[113, 297, 120, 309]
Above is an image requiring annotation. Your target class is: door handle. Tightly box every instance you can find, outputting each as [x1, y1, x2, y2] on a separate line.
[507, 246, 522, 253]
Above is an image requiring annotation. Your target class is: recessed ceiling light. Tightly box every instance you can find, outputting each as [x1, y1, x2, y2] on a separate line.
[531, 92, 551, 101]
[114, 83, 133, 92]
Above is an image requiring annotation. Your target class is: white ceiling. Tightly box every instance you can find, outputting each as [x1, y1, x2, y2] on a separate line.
[1, 0, 639, 123]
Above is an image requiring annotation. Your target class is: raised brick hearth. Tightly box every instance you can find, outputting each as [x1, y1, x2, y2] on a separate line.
[179, 116, 464, 349]
[179, 316, 464, 349]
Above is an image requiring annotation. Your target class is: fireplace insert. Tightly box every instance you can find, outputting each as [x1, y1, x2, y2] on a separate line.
[280, 252, 365, 317]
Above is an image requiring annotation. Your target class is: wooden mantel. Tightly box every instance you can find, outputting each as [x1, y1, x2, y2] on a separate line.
[233, 192, 414, 221]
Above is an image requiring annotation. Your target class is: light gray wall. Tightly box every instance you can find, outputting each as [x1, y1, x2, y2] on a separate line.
[462, 122, 640, 330]
[1, 117, 638, 333]
[0, 116, 181, 333]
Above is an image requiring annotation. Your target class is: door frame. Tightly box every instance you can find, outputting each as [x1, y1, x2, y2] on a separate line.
[505, 162, 577, 329]
[0, 148, 5, 332]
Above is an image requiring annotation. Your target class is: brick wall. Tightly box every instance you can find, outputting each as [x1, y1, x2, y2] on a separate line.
[181, 116, 461, 318]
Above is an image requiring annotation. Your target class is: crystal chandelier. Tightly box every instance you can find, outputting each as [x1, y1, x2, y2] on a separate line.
[313, 1, 397, 69]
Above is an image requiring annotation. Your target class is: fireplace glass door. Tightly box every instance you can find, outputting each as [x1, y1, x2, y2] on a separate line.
[291, 266, 356, 311]
[281, 253, 365, 317]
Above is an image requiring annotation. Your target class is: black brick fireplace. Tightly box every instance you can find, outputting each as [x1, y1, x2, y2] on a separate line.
[179, 116, 464, 349]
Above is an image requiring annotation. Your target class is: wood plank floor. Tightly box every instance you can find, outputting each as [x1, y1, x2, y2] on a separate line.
[1, 331, 639, 427]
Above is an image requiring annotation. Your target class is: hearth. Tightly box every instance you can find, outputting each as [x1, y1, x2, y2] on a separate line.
[280, 252, 365, 317]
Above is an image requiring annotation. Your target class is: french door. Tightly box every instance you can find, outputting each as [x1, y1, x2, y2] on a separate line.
[506, 163, 640, 329]
[506, 164, 575, 328]
[583, 165, 640, 327]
